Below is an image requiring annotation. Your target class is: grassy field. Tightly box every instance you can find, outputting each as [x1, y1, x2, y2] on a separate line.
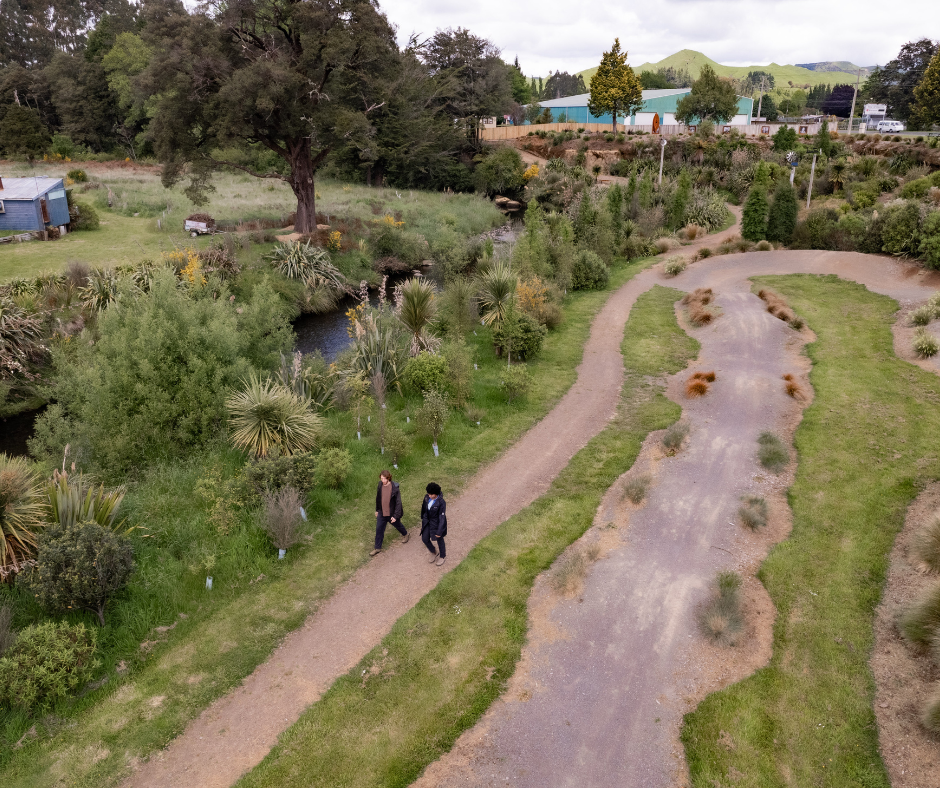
[682, 274, 940, 787]
[0, 163, 503, 283]
[0, 255, 656, 787]
[233, 285, 697, 788]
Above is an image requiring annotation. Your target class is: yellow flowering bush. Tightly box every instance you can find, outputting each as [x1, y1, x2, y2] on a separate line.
[382, 214, 405, 228]
[523, 163, 539, 181]
[327, 230, 342, 251]
[517, 276, 548, 315]
[163, 248, 206, 285]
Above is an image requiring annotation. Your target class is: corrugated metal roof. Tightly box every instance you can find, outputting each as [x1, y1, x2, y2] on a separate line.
[0, 177, 64, 201]
[538, 89, 691, 108]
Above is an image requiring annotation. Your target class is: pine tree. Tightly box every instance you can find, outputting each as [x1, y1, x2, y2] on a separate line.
[911, 48, 940, 129]
[669, 169, 692, 229]
[766, 181, 799, 244]
[742, 184, 769, 242]
[587, 38, 643, 133]
[815, 119, 833, 158]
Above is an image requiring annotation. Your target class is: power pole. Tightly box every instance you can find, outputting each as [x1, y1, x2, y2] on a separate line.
[658, 138, 667, 185]
[848, 68, 861, 132]
[806, 153, 818, 209]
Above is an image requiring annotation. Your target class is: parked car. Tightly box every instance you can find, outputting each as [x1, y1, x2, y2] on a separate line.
[876, 120, 906, 133]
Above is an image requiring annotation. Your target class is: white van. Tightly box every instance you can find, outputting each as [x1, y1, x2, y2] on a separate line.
[876, 120, 905, 133]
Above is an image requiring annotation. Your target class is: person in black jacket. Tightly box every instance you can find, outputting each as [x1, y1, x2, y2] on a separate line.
[420, 482, 447, 567]
[372, 470, 408, 556]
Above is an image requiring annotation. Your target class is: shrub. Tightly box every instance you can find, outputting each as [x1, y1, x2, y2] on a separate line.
[0, 453, 45, 574]
[227, 375, 323, 458]
[269, 241, 346, 290]
[66, 168, 87, 182]
[662, 422, 690, 453]
[919, 212, 940, 269]
[570, 250, 609, 290]
[261, 486, 304, 552]
[910, 305, 935, 326]
[685, 189, 728, 232]
[689, 305, 714, 326]
[757, 432, 788, 473]
[25, 521, 134, 626]
[901, 177, 933, 199]
[475, 147, 525, 198]
[623, 475, 651, 504]
[416, 388, 449, 453]
[788, 316, 805, 330]
[913, 515, 940, 574]
[0, 621, 97, 711]
[498, 364, 533, 404]
[403, 351, 449, 394]
[881, 201, 922, 257]
[0, 605, 13, 656]
[738, 495, 767, 530]
[913, 329, 939, 358]
[696, 247, 714, 260]
[371, 227, 425, 266]
[442, 340, 474, 407]
[699, 571, 744, 646]
[654, 237, 680, 254]
[493, 311, 546, 361]
[242, 450, 319, 494]
[754, 240, 773, 251]
[741, 185, 769, 241]
[663, 256, 687, 277]
[384, 426, 409, 466]
[314, 447, 352, 489]
[71, 200, 99, 231]
[900, 582, 940, 646]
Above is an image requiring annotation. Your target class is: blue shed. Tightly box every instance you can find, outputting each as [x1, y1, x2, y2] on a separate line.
[0, 176, 71, 232]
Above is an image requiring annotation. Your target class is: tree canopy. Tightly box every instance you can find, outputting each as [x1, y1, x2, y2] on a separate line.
[640, 71, 674, 90]
[911, 48, 940, 129]
[587, 38, 642, 132]
[674, 64, 740, 125]
[864, 39, 939, 124]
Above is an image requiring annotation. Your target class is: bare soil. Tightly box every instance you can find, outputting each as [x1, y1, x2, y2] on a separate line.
[871, 484, 940, 788]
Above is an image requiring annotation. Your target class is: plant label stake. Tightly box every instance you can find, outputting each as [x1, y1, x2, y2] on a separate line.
[206, 576, 213, 590]
[432, 442, 439, 457]
[393, 463, 398, 469]
[474, 364, 478, 370]
[299, 507, 307, 522]
[357, 431, 361, 440]
[406, 416, 410, 423]
[278, 549, 286, 560]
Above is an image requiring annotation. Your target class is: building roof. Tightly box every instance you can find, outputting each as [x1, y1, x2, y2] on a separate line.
[0, 176, 64, 201]
[538, 89, 691, 108]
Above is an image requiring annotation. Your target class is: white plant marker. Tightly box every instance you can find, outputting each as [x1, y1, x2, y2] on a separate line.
[206, 577, 213, 590]
[432, 442, 439, 457]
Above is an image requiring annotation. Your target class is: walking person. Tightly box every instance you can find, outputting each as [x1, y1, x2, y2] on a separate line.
[420, 482, 447, 567]
[372, 470, 408, 556]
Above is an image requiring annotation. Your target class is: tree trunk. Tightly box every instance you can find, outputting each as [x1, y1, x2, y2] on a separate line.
[289, 142, 318, 234]
[612, 101, 618, 134]
[96, 605, 106, 627]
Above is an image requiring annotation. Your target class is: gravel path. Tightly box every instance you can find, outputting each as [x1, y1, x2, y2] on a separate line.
[410, 250, 940, 787]
[121, 216, 743, 788]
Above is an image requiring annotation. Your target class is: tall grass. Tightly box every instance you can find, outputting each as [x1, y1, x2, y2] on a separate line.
[756, 431, 788, 473]
[913, 514, 940, 573]
[698, 572, 744, 646]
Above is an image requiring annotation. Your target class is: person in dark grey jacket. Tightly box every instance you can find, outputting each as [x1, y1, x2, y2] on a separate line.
[420, 482, 447, 566]
[372, 470, 408, 556]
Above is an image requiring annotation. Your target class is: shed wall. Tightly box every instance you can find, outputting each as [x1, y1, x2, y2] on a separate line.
[0, 200, 43, 231]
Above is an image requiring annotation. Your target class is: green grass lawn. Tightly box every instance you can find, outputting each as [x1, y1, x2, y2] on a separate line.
[682, 274, 940, 787]
[233, 285, 697, 788]
[0, 258, 656, 788]
[0, 164, 503, 283]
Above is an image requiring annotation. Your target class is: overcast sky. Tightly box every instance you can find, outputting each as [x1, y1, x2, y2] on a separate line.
[381, 0, 936, 77]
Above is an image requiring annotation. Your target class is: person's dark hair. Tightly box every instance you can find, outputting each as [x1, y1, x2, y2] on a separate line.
[381, 470, 393, 481]
[426, 482, 442, 495]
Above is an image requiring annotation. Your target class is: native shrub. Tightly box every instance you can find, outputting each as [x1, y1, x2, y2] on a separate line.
[475, 147, 525, 198]
[900, 582, 940, 645]
[913, 329, 939, 357]
[492, 311, 546, 360]
[71, 200, 99, 231]
[314, 447, 352, 489]
[25, 521, 134, 626]
[403, 351, 449, 394]
[738, 495, 768, 530]
[416, 388, 449, 453]
[227, 376, 322, 458]
[913, 514, 940, 573]
[261, 486, 304, 552]
[570, 250, 609, 291]
[662, 422, 690, 453]
[623, 475, 651, 504]
[757, 431, 788, 473]
[881, 201, 922, 256]
[0, 621, 97, 712]
[919, 212, 940, 269]
[910, 305, 935, 326]
[498, 364, 533, 404]
[766, 182, 799, 244]
[0, 453, 45, 574]
[663, 256, 687, 277]
[741, 185, 769, 241]
[242, 450, 319, 494]
[699, 571, 744, 646]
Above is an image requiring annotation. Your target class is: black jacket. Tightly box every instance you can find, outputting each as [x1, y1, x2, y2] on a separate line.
[375, 481, 404, 520]
[420, 495, 447, 537]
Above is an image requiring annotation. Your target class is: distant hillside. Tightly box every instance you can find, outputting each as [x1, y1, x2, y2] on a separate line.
[576, 49, 865, 89]
[796, 61, 876, 78]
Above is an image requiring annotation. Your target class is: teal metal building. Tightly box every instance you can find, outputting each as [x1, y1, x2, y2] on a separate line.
[532, 89, 754, 127]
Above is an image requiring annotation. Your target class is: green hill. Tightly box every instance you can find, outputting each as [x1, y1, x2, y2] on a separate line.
[576, 49, 864, 89]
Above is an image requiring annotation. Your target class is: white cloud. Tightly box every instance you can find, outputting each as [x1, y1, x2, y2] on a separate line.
[382, 0, 936, 76]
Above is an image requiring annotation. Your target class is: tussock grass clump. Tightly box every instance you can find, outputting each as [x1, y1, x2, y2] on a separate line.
[689, 306, 714, 326]
[686, 378, 710, 397]
[923, 685, 940, 734]
[663, 256, 687, 277]
[754, 240, 773, 251]
[681, 224, 704, 241]
[913, 329, 939, 358]
[692, 370, 716, 382]
[550, 543, 602, 595]
[788, 316, 805, 330]
[683, 288, 717, 326]
[261, 486, 305, 552]
[782, 374, 805, 400]
[756, 287, 797, 324]
[681, 287, 713, 306]
[757, 431, 788, 473]
[662, 421, 690, 453]
[913, 514, 940, 573]
[738, 495, 768, 530]
[699, 571, 745, 646]
[900, 582, 940, 646]
[623, 475, 652, 505]
[910, 305, 935, 326]
[696, 246, 714, 260]
[654, 237, 680, 255]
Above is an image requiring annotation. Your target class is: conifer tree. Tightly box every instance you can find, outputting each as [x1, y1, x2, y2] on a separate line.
[911, 48, 940, 129]
[815, 119, 833, 158]
[742, 184, 769, 241]
[587, 38, 643, 133]
[766, 181, 799, 244]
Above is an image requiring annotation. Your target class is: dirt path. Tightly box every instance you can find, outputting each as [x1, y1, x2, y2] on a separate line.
[122, 214, 743, 788]
[410, 250, 940, 787]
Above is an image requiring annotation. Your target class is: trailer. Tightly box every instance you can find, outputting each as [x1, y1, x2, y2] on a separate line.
[184, 214, 216, 236]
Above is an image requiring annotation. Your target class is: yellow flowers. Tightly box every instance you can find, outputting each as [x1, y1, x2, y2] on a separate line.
[163, 248, 206, 286]
[523, 164, 540, 181]
[346, 303, 366, 338]
[517, 277, 548, 315]
[382, 214, 405, 228]
[327, 230, 342, 251]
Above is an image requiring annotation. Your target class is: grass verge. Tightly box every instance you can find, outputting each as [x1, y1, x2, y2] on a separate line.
[0, 262, 655, 787]
[682, 274, 940, 787]
[233, 284, 697, 788]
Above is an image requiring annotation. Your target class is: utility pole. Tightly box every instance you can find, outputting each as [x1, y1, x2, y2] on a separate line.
[848, 68, 861, 133]
[806, 153, 818, 209]
[658, 138, 667, 185]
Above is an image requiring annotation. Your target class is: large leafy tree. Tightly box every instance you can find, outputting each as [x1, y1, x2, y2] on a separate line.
[0, 104, 49, 158]
[587, 38, 642, 132]
[675, 64, 740, 125]
[911, 48, 940, 129]
[821, 84, 856, 117]
[864, 39, 938, 124]
[542, 70, 586, 101]
[141, 0, 400, 233]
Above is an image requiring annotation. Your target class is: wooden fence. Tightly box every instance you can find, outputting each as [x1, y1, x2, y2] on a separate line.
[479, 121, 822, 141]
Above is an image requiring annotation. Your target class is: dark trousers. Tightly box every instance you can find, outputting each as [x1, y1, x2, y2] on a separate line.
[375, 515, 407, 549]
[421, 526, 446, 558]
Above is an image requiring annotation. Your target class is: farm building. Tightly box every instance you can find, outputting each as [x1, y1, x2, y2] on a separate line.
[0, 176, 71, 233]
[532, 89, 754, 127]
